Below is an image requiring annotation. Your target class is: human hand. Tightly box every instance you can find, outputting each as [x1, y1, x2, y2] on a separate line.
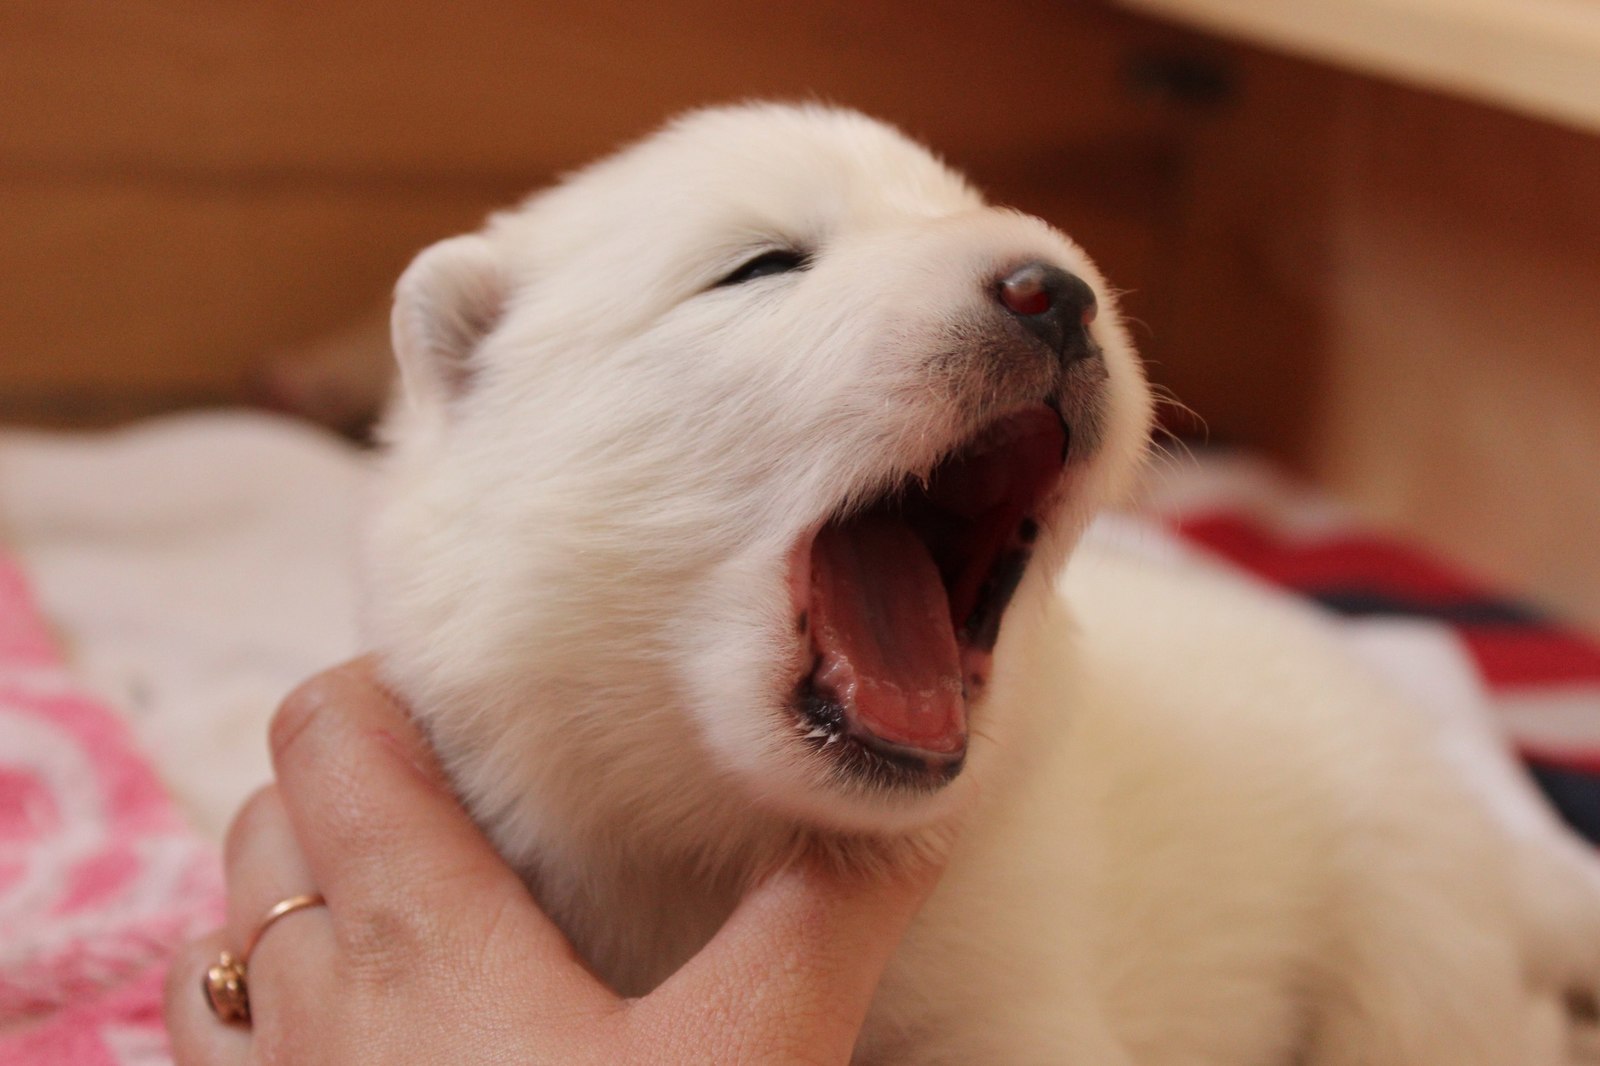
[165, 660, 946, 1064]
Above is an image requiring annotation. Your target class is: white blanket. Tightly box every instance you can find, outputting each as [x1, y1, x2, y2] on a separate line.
[0, 412, 366, 836]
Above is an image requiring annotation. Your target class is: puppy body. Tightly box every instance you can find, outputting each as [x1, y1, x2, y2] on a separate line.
[873, 546, 1600, 1063]
[367, 105, 1600, 1063]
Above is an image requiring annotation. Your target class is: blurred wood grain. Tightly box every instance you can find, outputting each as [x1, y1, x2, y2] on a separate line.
[0, 0, 1184, 418]
[2, 1, 1598, 625]
[1313, 80, 1600, 624]
[2, 1, 1165, 175]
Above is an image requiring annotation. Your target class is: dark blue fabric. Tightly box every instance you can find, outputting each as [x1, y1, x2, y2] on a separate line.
[1309, 589, 1546, 627]
[1526, 761, 1600, 846]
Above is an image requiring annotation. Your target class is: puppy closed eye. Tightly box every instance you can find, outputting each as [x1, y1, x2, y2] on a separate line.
[716, 249, 811, 287]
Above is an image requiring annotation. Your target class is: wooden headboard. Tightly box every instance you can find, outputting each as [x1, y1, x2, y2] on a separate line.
[5, 1, 1599, 626]
[1, 1, 1189, 421]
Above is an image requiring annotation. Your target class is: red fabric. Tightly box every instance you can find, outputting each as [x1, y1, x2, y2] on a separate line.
[1176, 514, 1488, 605]
[1462, 629, 1600, 690]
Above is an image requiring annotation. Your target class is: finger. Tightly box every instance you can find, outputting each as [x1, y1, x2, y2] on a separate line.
[164, 931, 252, 1066]
[222, 785, 318, 950]
[269, 660, 524, 911]
[219, 784, 337, 1033]
[242, 912, 340, 1061]
[652, 851, 946, 1062]
[269, 659, 611, 1011]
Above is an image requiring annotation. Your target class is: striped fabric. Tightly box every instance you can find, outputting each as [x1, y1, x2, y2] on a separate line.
[1162, 490, 1600, 846]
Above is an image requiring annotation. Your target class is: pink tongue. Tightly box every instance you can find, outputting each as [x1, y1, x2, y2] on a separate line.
[809, 514, 967, 754]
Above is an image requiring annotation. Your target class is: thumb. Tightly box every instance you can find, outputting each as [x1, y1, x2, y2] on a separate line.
[647, 847, 948, 1064]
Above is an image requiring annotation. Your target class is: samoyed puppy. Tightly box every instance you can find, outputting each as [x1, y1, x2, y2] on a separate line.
[365, 103, 1600, 1063]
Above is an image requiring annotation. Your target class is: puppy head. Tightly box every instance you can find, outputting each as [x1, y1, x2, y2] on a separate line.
[368, 104, 1153, 852]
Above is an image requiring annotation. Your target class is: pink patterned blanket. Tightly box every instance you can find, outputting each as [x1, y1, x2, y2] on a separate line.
[0, 555, 222, 1065]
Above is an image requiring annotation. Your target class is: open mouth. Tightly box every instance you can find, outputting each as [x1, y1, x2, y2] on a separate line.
[790, 404, 1068, 789]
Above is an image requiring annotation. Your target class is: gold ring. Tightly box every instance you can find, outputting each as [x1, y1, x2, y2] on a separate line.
[203, 893, 326, 1025]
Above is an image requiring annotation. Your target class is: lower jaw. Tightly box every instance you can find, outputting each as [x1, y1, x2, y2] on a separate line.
[788, 528, 1025, 792]
[792, 674, 974, 792]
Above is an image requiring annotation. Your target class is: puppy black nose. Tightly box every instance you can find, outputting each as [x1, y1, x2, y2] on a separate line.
[996, 262, 1097, 361]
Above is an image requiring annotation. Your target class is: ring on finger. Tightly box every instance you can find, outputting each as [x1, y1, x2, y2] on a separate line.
[203, 893, 326, 1025]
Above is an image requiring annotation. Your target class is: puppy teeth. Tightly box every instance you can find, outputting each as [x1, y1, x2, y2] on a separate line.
[804, 728, 831, 740]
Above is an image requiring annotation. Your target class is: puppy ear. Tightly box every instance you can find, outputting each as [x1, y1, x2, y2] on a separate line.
[391, 235, 508, 410]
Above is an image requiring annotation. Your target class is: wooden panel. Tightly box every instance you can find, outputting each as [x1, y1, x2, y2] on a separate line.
[0, 0, 1187, 423]
[1, 0, 1168, 177]
[0, 151, 1179, 423]
[0, 179, 517, 413]
[1151, 44, 1343, 459]
[1146, 35, 1600, 627]
[1313, 80, 1600, 628]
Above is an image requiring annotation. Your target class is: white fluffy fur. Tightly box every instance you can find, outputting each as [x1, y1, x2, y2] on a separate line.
[366, 104, 1600, 1063]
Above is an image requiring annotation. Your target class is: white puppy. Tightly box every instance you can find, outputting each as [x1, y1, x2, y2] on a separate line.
[366, 104, 1600, 1063]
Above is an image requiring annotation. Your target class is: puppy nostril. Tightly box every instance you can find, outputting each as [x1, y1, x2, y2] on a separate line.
[999, 270, 1052, 317]
[996, 262, 1097, 360]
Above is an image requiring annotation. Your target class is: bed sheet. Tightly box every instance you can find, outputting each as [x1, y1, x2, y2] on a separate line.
[0, 412, 366, 838]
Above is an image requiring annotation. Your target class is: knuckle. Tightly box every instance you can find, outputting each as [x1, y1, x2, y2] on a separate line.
[336, 896, 442, 993]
